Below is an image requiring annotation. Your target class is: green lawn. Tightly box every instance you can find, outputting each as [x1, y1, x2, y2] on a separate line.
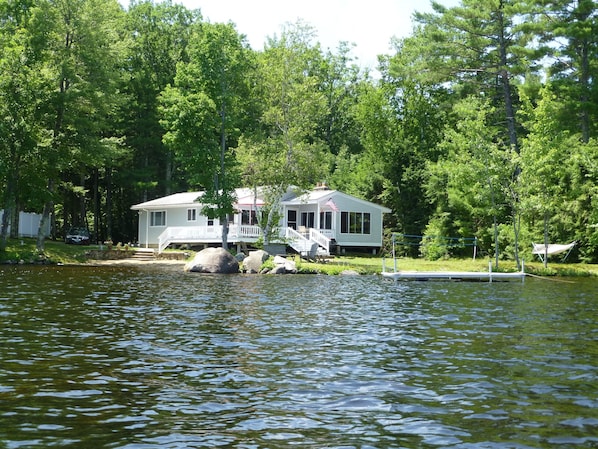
[296, 254, 598, 277]
[0, 238, 95, 264]
[2, 238, 596, 277]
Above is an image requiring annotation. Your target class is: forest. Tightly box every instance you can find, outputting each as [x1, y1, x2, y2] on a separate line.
[1, 0, 597, 263]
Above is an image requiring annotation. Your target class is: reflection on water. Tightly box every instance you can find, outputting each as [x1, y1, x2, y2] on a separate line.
[1, 265, 597, 448]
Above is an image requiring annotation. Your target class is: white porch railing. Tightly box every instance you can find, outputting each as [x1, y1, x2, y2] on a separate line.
[158, 225, 261, 253]
[285, 227, 318, 257]
[157, 224, 331, 256]
[309, 228, 332, 255]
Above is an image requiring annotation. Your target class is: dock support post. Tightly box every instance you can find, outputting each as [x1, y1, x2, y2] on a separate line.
[488, 261, 493, 283]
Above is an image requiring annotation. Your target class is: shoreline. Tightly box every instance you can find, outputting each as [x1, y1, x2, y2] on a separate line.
[1, 258, 188, 267]
[83, 258, 188, 267]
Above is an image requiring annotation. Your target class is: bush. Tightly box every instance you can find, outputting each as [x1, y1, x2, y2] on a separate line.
[420, 218, 450, 261]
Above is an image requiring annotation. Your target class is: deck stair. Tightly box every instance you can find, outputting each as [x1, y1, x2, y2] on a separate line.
[131, 248, 156, 260]
[285, 227, 330, 259]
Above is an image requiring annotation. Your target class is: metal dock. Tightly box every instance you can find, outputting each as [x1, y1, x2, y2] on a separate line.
[382, 260, 526, 282]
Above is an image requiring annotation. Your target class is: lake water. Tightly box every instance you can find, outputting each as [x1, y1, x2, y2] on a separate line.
[1, 265, 597, 448]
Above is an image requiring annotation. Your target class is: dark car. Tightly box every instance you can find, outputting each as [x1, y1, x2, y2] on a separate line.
[65, 227, 91, 245]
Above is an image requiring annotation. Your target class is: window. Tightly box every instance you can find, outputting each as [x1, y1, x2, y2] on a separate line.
[300, 211, 315, 229]
[187, 208, 197, 222]
[340, 212, 371, 234]
[320, 211, 332, 230]
[363, 213, 371, 234]
[150, 211, 166, 227]
[287, 210, 297, 230]
[241, 210, 258, 225]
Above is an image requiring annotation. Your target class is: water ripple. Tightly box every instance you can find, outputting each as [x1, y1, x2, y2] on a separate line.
[1, 266, 597, 448]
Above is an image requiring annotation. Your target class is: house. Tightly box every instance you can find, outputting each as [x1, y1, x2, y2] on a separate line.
[130, 185, 391, 256]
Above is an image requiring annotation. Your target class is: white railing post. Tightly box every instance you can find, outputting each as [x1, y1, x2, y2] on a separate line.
[285, 227, 308, 253]
[309, 228, 331, 255]
[157, 228, 172, 254]
[157, 224, 264, 253]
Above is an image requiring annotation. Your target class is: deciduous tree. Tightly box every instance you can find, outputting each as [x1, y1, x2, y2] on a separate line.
[236, 21, 331, 245]
[160, 22, 253, 247]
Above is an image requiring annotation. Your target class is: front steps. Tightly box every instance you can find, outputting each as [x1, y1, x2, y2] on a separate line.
[131, 248, 156, 261]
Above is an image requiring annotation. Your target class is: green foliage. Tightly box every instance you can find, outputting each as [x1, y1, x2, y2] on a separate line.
[0, 238, 89, 264]
[420, 216, 450, 261]
[2, 0, 598, 264]
[120, 0, 197, 198]
[159, 21, 252, 245]
[425, 96, 517, 262]
[235, 21, 333, 244]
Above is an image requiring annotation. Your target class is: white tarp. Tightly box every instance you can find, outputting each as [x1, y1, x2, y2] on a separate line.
[0, 210, 50, 238]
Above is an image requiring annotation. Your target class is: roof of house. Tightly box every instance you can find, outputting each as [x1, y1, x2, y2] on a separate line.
[130, 191, 204, 210]
[131, 189, 258, 210]
[284, 188, 392, 213]
[131, 187, 391, 213]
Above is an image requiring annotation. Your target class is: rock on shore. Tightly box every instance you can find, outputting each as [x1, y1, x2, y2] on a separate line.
[184, 247, 239, 274]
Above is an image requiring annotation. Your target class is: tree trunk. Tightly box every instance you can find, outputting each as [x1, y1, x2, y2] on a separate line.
[579, 37, 590, 143]
[0, 205, 11, 252]
[497, 1, 522, 268]
[497, 3, 519, 153]
[513, 211, 521, 271]
[221, 212, 229, 249]
[93, 169, 100, 243]
[106, 167, 113, 240]
[262, 207, 277, 247]
[36, 179, 55, 252]
[544, 212, 548, 268]
[165, 150, 173, 195]
[488, 178, 500, 269]
[219, 84, 228, 249]
[11, 198, 20, 239]
[80, 173, 87, 228]
[1, 173, 16, 250]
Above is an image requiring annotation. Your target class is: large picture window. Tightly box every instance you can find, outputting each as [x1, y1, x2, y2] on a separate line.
[340, 212, 371, 234]
[150, 211, 166, 227]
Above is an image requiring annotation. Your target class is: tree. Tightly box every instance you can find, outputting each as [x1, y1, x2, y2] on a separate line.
[426, 96, 515, 265]
[530, 0, 598, 142]
[408, 0, 540, 153]
[390, 0, 542, 263]
[122, 0, 199, 200]
[236, 21, 331, 245]
[519, 84, 598, 264]
[0, 0, 51, 250]
[379, 56, 449, 241]
[24, 0, 126, 251]
[315, 42, 364, 157]
[160, 21, 254, 247]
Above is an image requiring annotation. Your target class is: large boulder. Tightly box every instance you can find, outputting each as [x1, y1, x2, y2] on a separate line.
[184, 247, 239, 274]
[243, 249, 270, 273]
[272, 255, 297, 274]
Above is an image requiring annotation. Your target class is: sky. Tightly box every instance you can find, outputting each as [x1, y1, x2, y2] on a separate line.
[159, 0, 461, 73]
